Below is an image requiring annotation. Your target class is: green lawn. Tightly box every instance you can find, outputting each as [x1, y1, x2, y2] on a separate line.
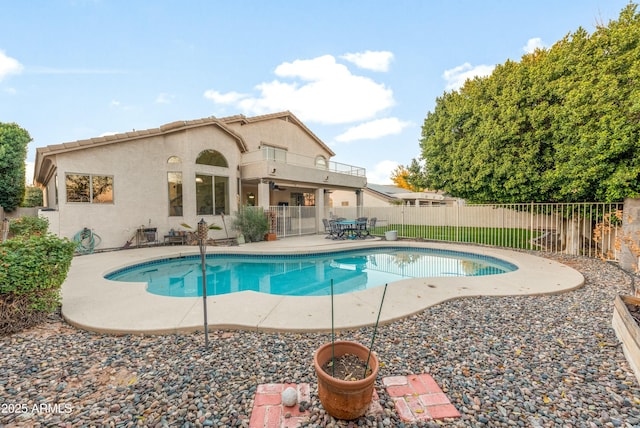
[371, 224, 541, 250]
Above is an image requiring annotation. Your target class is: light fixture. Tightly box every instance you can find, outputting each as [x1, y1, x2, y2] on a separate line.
[270, 168, 277, 174]
[323, 175, 329, 182]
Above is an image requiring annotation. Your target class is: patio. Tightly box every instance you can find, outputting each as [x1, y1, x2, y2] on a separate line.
[61, 235, 584, 335]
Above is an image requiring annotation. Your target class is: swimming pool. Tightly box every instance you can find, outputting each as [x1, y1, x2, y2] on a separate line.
[106, 247, 517, 297]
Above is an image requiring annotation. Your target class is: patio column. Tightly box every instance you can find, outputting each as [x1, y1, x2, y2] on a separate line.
[316, 188, 325, 233]
[356, 189, 364, 217]
[258, 180, 270, 210]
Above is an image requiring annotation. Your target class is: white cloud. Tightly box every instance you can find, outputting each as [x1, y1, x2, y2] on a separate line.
[341, 50, 394, 72]
[203, 89, 247, 104]
[0, 50, 23, 81]
[523, 37, 546, 54]
[335, 117, 411, 143]
[443, 63, 495, 91]
[203, 54, 394, 125]
[367, 160, 399, 185]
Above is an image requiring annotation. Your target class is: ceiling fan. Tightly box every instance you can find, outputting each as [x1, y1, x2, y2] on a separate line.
[269, 181, 287, 191]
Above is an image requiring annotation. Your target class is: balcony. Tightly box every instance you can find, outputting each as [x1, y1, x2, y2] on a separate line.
[240, 148, 367, 188]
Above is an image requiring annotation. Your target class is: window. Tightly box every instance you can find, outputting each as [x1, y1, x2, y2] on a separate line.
[196, 150, 228, 167]
[196, 175, 229, 215]
[214, 176, 229, 215]
[168, 172, 183, 216]
[315, 156, 327, 169]
[290, 192, 315, 206]
[66, 174, 113, 203]
[263, 145, 287, 162]
[167, 156, 182, 163]
[196, 174, 213, 215]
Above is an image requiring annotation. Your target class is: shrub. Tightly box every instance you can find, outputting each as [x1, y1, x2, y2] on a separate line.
[8, 215, 49, 238]
[0, 233, 76, 335]
[232, 206, 269, 242]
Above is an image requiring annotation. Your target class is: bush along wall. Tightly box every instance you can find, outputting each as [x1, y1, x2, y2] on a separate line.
[0, 233, 76, 335]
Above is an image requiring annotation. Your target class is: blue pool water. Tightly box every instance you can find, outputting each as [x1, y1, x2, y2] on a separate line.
[105, 247, 517, 297]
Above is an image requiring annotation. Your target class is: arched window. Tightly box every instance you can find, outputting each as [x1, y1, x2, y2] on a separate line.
[315, 156, 328, 169]
[196, 150, 228, 167]
[167, 156, 181, 163]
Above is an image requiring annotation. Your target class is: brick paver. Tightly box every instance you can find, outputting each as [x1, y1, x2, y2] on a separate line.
[382, 374, 461, 422]
[250, 374, 459, 427]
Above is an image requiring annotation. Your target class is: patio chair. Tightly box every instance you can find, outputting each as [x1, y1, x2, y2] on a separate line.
[322, 218, 332, 239]
[329, 220, 345, 240]
[356, 217, 368, 239]
[365, 217, 377, 238]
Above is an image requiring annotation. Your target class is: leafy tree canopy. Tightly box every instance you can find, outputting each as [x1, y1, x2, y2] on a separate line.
[418, 4, 640, 203]
[0, 123, 31, 211]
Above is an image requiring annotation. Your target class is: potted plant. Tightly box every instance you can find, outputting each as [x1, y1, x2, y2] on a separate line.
[313, 281, 387, 420]
[231, 206, 269, 243]
[314, 340, 379, 420]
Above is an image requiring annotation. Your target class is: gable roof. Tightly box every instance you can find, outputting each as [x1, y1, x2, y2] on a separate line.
[220, 111, 335, 156]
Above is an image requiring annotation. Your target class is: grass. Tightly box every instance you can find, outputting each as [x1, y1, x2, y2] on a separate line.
[370, 224, 542, 250]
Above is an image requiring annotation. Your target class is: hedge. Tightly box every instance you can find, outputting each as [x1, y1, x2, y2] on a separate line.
[0, 233, 76, 334]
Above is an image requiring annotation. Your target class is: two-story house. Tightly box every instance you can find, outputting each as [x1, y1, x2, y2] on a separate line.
[34, 111, 367, 249]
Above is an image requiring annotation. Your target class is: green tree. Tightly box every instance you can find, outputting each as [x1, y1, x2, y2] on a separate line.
[21, 186, 43, 207]
[420, 4, 640, 203]
[0, 123, 31, 211]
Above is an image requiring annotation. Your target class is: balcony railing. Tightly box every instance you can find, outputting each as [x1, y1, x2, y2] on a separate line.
[241, 148, 366, 177]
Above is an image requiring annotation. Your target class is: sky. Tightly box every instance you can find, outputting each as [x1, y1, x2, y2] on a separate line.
[0, 0, 633, 185]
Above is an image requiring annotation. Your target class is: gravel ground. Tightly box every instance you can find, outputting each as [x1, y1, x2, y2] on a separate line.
[2, 253, 640, 427]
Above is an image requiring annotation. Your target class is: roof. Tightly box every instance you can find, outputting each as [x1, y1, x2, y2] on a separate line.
[366, 183, 451, 201]
[34, 111, 331, 185]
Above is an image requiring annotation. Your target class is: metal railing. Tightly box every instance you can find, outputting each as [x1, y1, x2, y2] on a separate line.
[326, 203, 623, 260]
[241, 148, 366, 177]
[268, 205, 318, 237]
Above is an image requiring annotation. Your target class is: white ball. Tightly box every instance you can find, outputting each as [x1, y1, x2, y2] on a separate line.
[281, 387, 297, 407]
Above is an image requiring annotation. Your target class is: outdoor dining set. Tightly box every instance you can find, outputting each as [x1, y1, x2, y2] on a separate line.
[322, 217, 377, 240]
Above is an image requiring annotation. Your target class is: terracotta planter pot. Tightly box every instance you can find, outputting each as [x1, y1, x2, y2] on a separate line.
[313, 340, 379, 420]
[612, 294, 640, 384]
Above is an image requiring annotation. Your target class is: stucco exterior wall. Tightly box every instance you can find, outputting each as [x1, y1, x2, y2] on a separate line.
[226, 117, 333, 159]
[53, 125, 241, 249]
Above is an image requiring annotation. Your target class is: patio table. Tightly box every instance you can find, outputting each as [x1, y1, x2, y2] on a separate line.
[335, 220, 367, 239]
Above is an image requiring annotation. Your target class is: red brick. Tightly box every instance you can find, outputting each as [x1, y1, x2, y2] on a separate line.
[406, 395, 432, 421]
[257, 384, 284, 394]
[382, 375, 408, 386]
[420, 393, 450, 406]
[386, 384, 414, 397]
[265, 406, 281, 426]
[417, 374, 443, 394]
[254, 393, 281, 406]
[393, 398, 415, 421]
[248, 405, 266, 427]
[425, 404, 461, 419]
[408, 375, 429, 394]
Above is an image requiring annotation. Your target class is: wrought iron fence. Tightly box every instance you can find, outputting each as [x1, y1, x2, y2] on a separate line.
[327, 203, 624, 260]
[268, 205, 318, 237]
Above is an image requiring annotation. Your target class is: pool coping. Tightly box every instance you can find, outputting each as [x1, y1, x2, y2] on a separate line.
[61, 235, 585, 335]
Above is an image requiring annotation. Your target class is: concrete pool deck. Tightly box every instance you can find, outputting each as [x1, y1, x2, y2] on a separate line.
[62, 235, 585, 335]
